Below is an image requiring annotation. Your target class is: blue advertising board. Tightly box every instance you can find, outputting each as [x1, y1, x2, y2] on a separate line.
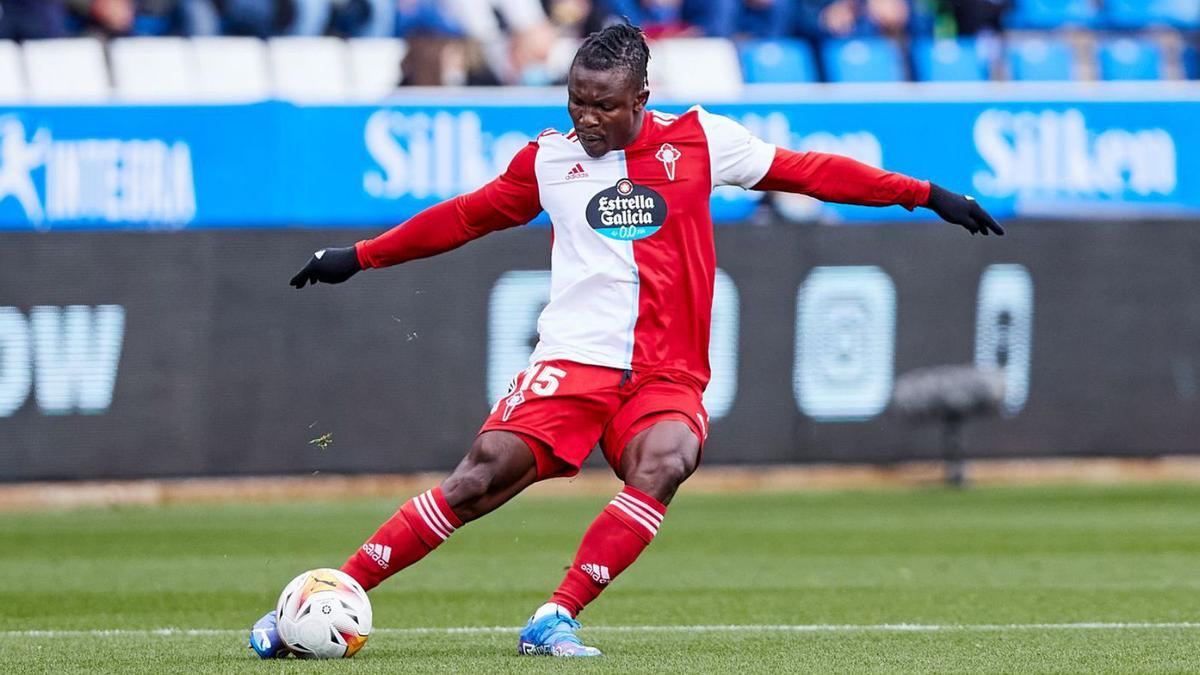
[1, 84, 1197, 229]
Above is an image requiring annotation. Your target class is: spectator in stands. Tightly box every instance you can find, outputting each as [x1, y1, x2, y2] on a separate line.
[794, 0, 911, 38]
[941, 0, 1008, 36]
[0, 0, 71, 39]
[444, 0, 558, 85]
[67, 0, 135, 36]
[179, 0, 392, 37]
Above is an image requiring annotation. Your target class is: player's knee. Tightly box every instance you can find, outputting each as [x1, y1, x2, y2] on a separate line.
[443, 435, 506, 503]
[624, 428, 699, 498]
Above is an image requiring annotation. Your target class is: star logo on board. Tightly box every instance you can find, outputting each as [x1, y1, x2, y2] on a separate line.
[655, 143, 681, 181]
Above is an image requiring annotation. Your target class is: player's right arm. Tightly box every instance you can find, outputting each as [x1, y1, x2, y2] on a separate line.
[290, 142, 542, 288]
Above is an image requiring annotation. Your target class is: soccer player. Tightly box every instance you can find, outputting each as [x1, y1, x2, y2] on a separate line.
[251, 22, 1003, 659]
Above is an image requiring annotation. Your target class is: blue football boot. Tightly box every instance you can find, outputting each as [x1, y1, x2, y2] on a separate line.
[517, 609, 602, 657]
[249, 611, 289, 659]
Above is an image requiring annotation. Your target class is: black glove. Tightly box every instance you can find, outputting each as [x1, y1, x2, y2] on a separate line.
[289, 246, 362, 288]
[924, 183, 1005, 236]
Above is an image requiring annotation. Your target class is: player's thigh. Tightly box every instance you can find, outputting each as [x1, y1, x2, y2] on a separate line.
[481, 360, 624, 479]
[602, 378, 708, 482]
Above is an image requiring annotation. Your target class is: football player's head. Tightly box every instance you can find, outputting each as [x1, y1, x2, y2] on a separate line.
[567, 21, 651, 158]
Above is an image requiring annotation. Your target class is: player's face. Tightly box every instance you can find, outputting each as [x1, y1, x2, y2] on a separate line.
[567, 65, 649, 158]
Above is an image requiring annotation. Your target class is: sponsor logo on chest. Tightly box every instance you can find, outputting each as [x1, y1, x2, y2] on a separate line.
[584, 178, 668, 241]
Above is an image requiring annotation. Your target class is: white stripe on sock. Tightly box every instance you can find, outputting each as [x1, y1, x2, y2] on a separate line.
[614, 492, 663, 524]
[420, 491, 456, 534]
[609, 499, 658, 537]
[413, 494, 450, 540]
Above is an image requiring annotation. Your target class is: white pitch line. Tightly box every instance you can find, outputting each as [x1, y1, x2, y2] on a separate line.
[3, 623, 1199, 639]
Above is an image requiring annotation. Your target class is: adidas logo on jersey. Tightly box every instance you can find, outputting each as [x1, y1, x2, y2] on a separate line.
[363, 543, 392, 569]
[580, 563, 611, 584]
[565, 163, 588, 180]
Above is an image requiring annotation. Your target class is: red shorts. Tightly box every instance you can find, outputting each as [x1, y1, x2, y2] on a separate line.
[479, 360, 709, 480]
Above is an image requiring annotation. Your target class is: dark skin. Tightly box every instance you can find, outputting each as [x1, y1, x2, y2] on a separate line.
[440, 63, 698, 521]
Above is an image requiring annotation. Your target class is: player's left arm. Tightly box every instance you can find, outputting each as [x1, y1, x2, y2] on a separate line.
[695, 106, 1002, 236]
[752, 148, 1004, 236]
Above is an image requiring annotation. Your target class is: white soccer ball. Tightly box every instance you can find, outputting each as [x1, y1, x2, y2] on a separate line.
[275, 568, 372, 659]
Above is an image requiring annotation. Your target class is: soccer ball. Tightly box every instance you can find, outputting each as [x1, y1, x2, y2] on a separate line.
[275, 568, 372, 659]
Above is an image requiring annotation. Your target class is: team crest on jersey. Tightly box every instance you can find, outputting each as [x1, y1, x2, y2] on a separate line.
[585, 179, 668, 241]
[655, 143, 681, 181]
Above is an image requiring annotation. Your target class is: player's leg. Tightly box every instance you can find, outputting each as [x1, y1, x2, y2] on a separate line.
[520, 377, 706, 657]
[542, 419, 699, 615]
[340, 430, 539, 590]
[251, 431, 538, 658]
[519, 419, 700, 657]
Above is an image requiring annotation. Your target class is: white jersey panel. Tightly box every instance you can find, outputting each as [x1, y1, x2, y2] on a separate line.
[693, 105, 776, 188]
[529, 133, 638, 370]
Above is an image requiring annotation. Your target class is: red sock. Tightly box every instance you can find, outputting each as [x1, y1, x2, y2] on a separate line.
[340, 486, 462, 591]
[550, 485, 667, 616]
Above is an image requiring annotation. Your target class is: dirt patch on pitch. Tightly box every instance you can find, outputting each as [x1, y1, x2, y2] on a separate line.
[2, 457, 1200, 511]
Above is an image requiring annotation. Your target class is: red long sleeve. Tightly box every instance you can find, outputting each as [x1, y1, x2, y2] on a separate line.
[356, 142, 542, 269]
[752, 147, 931, 211]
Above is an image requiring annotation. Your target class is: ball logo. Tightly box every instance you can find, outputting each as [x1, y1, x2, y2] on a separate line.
[585, 179, 668, 241]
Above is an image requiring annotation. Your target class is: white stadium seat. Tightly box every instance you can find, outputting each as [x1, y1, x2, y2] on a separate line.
[22, 38, 110, 102]
[110, 37, 195, 102]
[649, 38, 744, 99]
[192, 37, 271, 102]
[269, 37, 350, 102]
[347, 38, 406, 100]
[0, 41, 25, 101]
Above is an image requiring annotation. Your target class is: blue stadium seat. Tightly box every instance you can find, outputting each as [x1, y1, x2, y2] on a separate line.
[912, 38, 988, 81]
[821, 38, 905, 83]
[739, 39, 818, 83]
[1007, 37, 1075, 80]
[1006, 0, 1099, 29]
[1185, 44, 1199, 79]
[1105, 0, 1200, 29]
[1098, 38, 1164, 80]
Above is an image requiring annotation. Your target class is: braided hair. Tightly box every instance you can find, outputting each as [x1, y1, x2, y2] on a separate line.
[572, 21, 650, 89]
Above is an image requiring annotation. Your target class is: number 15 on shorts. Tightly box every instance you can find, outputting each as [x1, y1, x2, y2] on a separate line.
[492, 363, 568, 420]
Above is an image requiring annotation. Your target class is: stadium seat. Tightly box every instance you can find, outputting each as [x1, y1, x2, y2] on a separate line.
[347, 38, 406, 99]
[110, 38, 196, 102]
[912, 38, 988, 81]
[1105, 0, 1200, 29]
[739, 39, 818, 84]
[22, 38, 110, 102]
[1006, 0, 1100, 29]
[821, 38, 905, 82]
[649, 38, 743, 98]
[1185, 44, 1199, 79]
[1006, 37, 1075, 81]
[192, 37, 271, 102]
[1098, 38, 1164, 80]
[268, 37, 351, 102]
[0, 41, 24, 101]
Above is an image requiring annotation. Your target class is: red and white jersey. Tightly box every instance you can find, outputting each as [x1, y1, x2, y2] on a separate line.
[524, 106, 773, 387]
[357, 106, 929, 390]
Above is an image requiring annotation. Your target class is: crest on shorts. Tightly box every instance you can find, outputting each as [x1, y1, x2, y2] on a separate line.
[655, 143, 681, 181]
[502, 390, 525, 422]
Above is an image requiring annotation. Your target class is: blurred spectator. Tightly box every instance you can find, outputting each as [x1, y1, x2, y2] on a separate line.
[795, 0, 911, 38]
[444, 0, 557, 85]
[0, 0, 71, 39]
[942, 0, 1008, 35]
[67, 0, 136, 35]
[179, 0, 392, 37]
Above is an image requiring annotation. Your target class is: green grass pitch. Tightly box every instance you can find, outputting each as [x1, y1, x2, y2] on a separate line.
[1, 483, 1199, 673]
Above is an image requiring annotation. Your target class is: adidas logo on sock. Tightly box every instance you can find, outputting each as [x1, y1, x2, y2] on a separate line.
[363, 543, 391, 569]
[580, 562, 610, 584]
[565, 163, 588, 180]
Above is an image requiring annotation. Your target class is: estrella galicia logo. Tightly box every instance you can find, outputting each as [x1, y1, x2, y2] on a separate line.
[585, 178, 668, 241]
